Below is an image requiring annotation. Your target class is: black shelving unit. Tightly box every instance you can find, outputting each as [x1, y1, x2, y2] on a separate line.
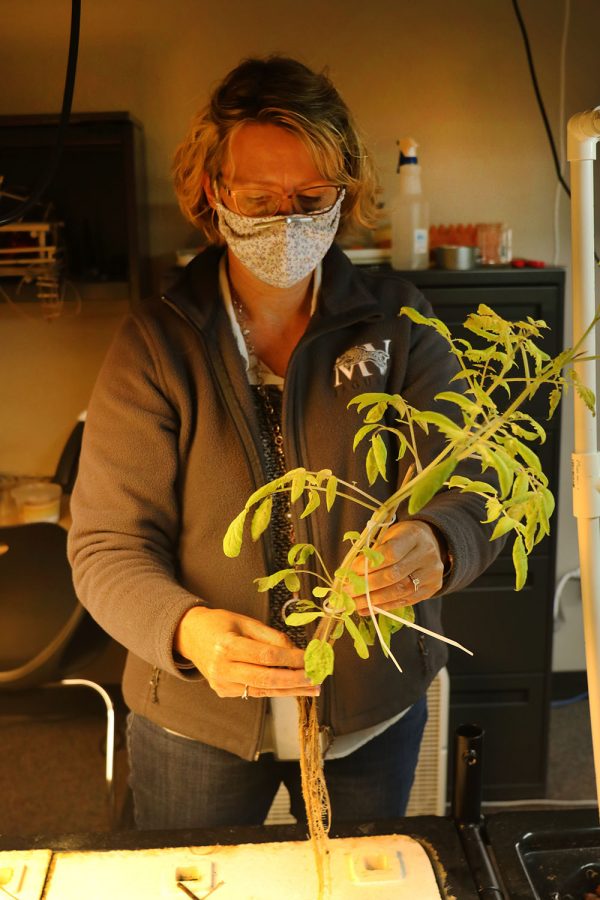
[397, 265, 565, 800]
[0, 112, 150, 303]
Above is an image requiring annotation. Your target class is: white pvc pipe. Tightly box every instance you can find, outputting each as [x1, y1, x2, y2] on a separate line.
[568, 108, 600, 815]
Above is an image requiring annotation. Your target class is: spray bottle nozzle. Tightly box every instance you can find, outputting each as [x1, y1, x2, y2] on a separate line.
[396, 137, 419, 173]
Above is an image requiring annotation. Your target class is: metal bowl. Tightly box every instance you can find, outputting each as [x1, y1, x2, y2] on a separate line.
[434, 245, 477, 270]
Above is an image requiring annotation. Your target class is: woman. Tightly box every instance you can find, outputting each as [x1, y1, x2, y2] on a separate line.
[68, 55, 500, 830]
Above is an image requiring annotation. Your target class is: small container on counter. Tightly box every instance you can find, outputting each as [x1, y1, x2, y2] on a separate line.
[434, 244, 478, 270]
[11, 482, 62, 524]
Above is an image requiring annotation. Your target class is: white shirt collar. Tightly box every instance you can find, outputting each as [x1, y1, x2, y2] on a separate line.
[219, 254, 321, 386]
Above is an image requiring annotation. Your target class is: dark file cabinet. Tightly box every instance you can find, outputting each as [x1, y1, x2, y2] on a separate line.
[397, 265, 565, 800]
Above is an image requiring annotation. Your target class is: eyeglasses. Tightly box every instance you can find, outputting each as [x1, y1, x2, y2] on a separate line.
[217, 179, 342, 218]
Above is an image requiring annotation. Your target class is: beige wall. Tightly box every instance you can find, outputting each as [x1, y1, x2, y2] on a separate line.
[2, 1, 599, 663]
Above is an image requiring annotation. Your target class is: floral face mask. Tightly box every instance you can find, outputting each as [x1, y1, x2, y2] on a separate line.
[214, 190, 345, 288]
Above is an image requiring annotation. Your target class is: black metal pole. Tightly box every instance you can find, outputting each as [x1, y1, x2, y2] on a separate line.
[452, 724, 505, 899]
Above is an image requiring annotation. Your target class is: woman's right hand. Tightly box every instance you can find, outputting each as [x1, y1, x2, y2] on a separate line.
[173, 606, 319, 700]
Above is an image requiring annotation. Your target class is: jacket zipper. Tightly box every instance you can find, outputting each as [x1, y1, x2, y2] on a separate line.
[160, 295, 270, 758]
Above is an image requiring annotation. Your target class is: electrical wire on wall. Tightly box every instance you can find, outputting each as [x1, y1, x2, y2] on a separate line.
[553, 0, 570, 266]
[0, 0, 81, 227]
[0, 0, 81, 320]
[511, 0, 599, 264]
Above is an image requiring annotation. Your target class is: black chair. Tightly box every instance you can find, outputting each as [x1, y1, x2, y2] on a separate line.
[0, 522, 116, 823]
[52, 415, 85, 494]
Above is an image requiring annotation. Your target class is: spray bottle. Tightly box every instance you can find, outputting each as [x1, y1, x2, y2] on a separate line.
[391, 137, 429, 270]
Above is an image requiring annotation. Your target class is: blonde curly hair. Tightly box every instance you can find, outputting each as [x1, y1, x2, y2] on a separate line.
[172, 55, 379, 244]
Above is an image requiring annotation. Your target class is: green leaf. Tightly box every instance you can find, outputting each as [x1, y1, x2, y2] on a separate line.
[572, 371, 596, 414]
[408, 457, 458, 514]
[399, 306, 434, 328]
[483, 495, 503, 523]
[284, 572, 301, 592]
[339, 591, 356, 614]
[304, 639, 335, 685]
[377, 604, 415, 654]
[255, 568, 298, 592]
[348, 392, 394, 413]
[412, 411, 464, 441]
[326, 476, 338, 511]
[343, 530, 361, 543]
[449, 368, 478, 383]
[335, 567, 366, 594]
[505, 437, 542, 471]
[291, 470, 307, 503]
[246, 472, 293, 509]
[447, 476, 498, 495]
[251, 496, 273, 541]
[387, 394, 409, 417]
[548, 385, 563, 420]
[512, 412, 547, 443]
[490, 517, 516, 540]
[366, 445, 378, 485]
[285, 611, 323, 626]
[223, 508, 248, 558]
[372, 433, 388, 481]
[541, 487, 555, 520]
[344, 615, 370, 659]
[331, 620, 345, 640]
[482, 447, 513, 499]
[400, 306, 450, 338]
[434, 391, 482, 417]
[300, 489, 321, 519]
[359, 618, 375, 646]
[365, 401, 388, 423]
[353, 423, 378, 451]
[288, 543, 316, 566]
[312, 586, 331, 598]
[362, 546, 385, 567]
[512, 535, 528, 590]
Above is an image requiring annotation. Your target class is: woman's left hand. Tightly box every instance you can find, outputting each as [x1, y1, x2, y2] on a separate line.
[350, 520, 446, 615]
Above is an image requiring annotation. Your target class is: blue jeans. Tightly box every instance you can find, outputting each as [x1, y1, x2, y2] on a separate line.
[127, 697, 427, 831]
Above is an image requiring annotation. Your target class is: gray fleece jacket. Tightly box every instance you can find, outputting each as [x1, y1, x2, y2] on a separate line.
[68, 244, 502, 761]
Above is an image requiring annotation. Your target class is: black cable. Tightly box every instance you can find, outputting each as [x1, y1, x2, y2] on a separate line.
[0, 0, 81, 226]
[511, 0, 571, 198]
[511, 0, 600, 264]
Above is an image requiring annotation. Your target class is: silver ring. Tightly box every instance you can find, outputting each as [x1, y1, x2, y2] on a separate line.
[408, 574, 420, 593]
[241, 684, 249, 700]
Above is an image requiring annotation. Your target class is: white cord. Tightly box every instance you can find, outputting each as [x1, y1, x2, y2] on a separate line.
[553, 567, 581, 624]
[553, 0, 570, 265]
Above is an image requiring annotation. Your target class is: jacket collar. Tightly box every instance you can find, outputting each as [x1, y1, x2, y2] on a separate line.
[162, 242, 383, 333]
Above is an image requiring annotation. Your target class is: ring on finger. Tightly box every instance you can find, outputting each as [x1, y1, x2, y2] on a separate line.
[408, 573, 420, 593]
[241, 684, 249, 700]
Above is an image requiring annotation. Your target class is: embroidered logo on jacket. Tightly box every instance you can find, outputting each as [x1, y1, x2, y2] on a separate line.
[334, 340, 391, 387]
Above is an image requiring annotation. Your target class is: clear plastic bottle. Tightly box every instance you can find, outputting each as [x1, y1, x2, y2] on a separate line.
[391, 137, 430, 270]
